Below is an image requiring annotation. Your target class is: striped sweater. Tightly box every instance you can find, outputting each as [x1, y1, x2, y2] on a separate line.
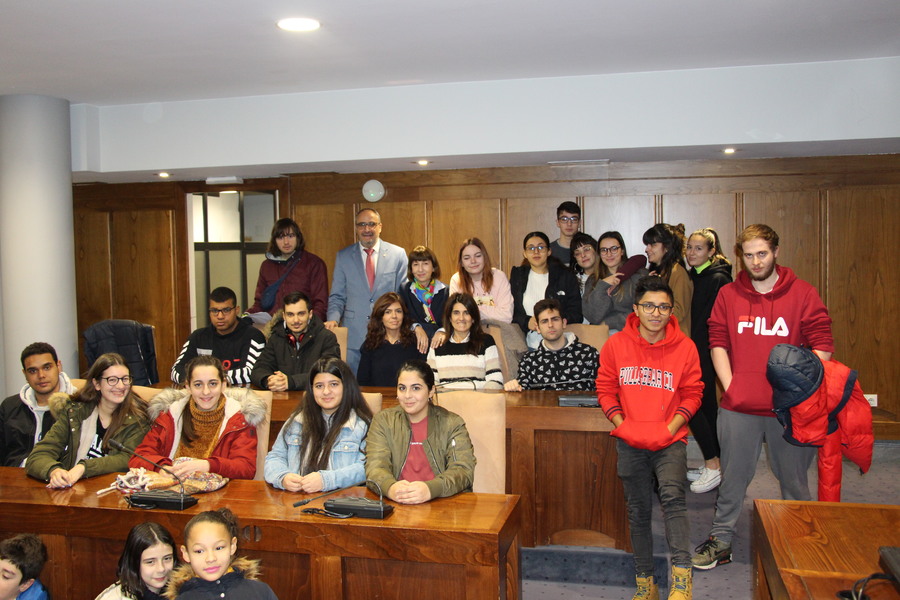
[427, 333, 503, 390]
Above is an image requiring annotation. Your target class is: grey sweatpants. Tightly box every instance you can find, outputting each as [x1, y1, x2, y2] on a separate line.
[709, 408, 815, 544]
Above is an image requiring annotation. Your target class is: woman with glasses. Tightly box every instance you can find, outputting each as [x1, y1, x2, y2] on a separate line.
[248, 218, 328, 321]
[580, 231, 648, 333]
[642, 223, 693, 335]
[129, 355, 267, 479]
[510, 231, 581, 345]
[26, 353, 150, 487]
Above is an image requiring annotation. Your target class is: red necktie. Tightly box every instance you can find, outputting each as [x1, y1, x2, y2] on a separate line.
[365, 248, 375, 291]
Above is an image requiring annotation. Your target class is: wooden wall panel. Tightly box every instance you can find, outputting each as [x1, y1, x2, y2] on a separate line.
[505, 197, 575, 273]
[742, 192, 822, 292]
[431, 198, 503, 280]
[74, 210, 112, 373]
[583, 195, 655, 258]
[294, 203, 356, 290]
[372, 199, 428, 259]
[663, 193, 738, 267]
[826, 187, 899, 420]
[110, 210, 178, 381]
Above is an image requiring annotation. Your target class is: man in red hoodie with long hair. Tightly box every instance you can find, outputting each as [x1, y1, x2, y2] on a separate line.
[598, 275, 702, 600]
[692, 224, 834, 571]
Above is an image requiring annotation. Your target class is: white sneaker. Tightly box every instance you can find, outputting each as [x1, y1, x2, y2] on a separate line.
[690, 467, 721, 493]
[686, 467, 704, 482]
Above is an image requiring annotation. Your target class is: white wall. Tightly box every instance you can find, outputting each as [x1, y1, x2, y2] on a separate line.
[71, 57, 900, 177]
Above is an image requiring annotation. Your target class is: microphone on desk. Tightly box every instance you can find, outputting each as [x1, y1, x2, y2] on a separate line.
[109, 440, 199, 511]
[292, 482, 364, 507]
[322, 479, 393, 519]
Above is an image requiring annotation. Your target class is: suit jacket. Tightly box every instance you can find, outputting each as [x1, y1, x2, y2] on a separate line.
[327, 240, 408, 351]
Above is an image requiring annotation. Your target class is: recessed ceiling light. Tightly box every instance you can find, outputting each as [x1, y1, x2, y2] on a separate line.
[723, 148, 736, 154]
[277, 17, 321, 32]
[417, 160, 430, 166]
[158, 172, 170, 178]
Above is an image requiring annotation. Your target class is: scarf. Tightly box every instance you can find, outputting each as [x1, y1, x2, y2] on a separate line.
[176, 396, 225, 459]
[413, 279, 437, 324]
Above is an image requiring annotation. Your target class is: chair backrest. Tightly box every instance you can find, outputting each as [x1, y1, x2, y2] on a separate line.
[361, 392, 382, 415]
[252, 389, 274, 481]
[333, 327, 349, 362]
[482, 321, 528, 382]
[563, 323, 610, 353]
[82, 319, 159, 385]
[434, 390, 506, 494]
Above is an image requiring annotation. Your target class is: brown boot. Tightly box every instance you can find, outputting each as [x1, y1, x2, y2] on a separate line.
[667, 566, 692, 599]
[632, 574, 659, 600]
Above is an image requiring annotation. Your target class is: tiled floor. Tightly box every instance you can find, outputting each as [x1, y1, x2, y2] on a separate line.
[522, 439, 900, 599]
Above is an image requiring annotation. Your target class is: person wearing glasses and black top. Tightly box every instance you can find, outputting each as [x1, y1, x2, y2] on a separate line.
[26, 353, 150, 487]
[510, 231, 582, 347]
[170, 286, 266, 386]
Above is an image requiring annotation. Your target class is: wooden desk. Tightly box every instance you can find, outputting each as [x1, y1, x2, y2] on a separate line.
[271, 388, 628, 550]
[753, 499, 900, 600]
[0, 468, 520, 600]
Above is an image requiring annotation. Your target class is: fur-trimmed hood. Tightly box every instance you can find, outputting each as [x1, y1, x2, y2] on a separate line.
[147, 387, 267, 428]
[164, 556, 261, 599]
[47, 391, 73, 418]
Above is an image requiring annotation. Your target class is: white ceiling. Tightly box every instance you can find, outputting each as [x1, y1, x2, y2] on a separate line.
[3, 0, 900, 178]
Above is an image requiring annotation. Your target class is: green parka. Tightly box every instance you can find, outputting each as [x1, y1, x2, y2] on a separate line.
[365, 403, 476, 500]
[25, 393, 150, 481]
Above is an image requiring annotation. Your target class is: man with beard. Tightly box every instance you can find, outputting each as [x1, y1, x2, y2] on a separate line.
[692, 224, 834, 570]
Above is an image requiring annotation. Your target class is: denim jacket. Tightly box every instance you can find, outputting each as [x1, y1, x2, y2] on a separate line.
[264, 409, 368, 491]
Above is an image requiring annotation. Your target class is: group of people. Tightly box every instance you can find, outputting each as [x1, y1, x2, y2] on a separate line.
[0, 199, 838, 600]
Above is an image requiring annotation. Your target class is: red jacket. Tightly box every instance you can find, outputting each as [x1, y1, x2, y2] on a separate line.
[709, 266, 833, 416]
[248, 250, 329, 320]
[597, 313, 703, 451]
[129, 388, 266, 479]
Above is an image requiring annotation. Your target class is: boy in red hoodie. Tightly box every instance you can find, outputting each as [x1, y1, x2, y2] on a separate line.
[692, 225, 833, 571]
[598, 276, 702, 600]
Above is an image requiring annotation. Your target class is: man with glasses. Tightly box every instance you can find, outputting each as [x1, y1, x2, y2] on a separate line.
[1, 342, 76, 467]
[597, 275, 702, 599]
[504, 299, 598, 391]
[325, 207, 408, 372]
[692, 224, 833, 571]
[171, 286, 265, 385]
[549, 201, 581, 266]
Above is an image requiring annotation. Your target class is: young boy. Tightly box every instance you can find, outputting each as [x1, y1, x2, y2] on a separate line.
[0, 534, 48, 600]
[597, 276, 702, 600]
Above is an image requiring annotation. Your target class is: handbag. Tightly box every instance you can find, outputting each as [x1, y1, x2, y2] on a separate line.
[260, 254, 302, 311]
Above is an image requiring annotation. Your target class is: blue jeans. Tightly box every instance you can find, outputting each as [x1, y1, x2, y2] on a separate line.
[617, 439, 691, 575]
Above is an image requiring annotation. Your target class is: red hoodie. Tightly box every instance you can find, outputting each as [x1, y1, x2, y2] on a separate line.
[597, 313, 703, 451]
[709, 265, 833, 417]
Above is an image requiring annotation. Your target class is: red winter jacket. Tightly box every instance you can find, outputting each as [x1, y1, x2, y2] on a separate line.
[597, 313, 703, 451]
[129, 388, 266, 479]
[768, 344, 873, 502]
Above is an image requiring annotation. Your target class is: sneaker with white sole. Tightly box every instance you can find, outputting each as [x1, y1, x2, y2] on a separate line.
[686, 467, 704, 482]
[690, 467, 721, 493]
[692, 536, 732, 570]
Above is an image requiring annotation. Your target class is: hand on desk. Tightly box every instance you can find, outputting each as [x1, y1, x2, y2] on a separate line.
[504, 379, 523, 392]
[267, 371, 290, 392]
[388, 480, 432, 505]
[48, 463, 85, 488]
[170, 459, 210, 478]
[281, 472, 324, 493]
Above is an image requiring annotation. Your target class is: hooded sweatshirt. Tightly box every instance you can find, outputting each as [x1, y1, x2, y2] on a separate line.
[708, 265, 834, 417]
[0, 372, 75, 467]
[597, 313, 702, 451]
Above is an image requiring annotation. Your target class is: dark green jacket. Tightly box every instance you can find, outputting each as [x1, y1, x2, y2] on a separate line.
[365, 403, 475, 500]
[25, 395, 150, 481]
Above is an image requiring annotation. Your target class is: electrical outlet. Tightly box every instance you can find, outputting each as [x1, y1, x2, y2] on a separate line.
[864, 394, 878, 407]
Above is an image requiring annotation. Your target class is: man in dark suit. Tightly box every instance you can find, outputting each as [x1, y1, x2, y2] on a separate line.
[325, 208, 408, 372]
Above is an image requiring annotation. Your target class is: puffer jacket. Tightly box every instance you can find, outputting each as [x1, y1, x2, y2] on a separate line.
[25, 394, 149, 481]
[767, 344, 873, 502]
[365, 403, 476, 500]
[164, 557, 277, 600]
[130, 388, 267, 479]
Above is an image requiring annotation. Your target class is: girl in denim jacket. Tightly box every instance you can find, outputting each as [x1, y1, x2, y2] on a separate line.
[264, 357, 373, 492]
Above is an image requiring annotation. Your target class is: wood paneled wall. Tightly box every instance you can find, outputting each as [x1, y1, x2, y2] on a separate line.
[290, 155, 900, 438]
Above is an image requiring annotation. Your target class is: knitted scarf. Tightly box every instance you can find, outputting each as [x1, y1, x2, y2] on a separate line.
[176, 396, 225, 459]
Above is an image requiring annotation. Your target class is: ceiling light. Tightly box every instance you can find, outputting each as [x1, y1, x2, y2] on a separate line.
[277, 17, 321, 32]
[417, 160, 430, 166]
[723, 148, 736, 154]
[158, 172, 170, 178]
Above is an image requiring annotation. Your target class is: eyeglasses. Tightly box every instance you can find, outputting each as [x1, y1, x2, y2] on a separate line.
[356, 221, 379, 229]
[637, 303, 673, 315]
[526, 245, 548, 253]
[100, 376, 133, 386]
[573, 247, 595, 258]
[558, 216, 580, 223]
[276, 232, 296, 240]
[599, 246, 621, 255]
[209, 307, 235, 316]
